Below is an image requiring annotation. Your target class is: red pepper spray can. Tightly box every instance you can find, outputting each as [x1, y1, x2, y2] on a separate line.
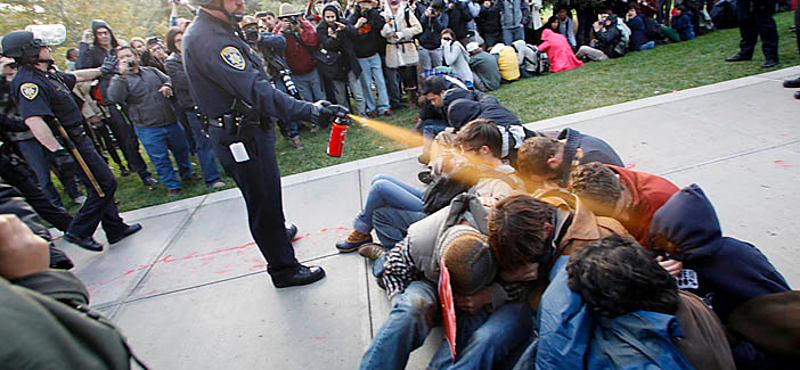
[327, 117, 348, 157]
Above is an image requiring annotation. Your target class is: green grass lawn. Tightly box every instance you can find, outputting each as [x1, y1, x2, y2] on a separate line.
[56, 11, 800, 214]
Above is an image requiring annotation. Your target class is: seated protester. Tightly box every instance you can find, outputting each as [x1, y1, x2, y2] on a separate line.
[476, 0, 503, 48]
[107, 46, 197, 197]
[164, 28, 226, 189]
[466, 42, 501, 91]
[441, 29, 475, 87]
[489, 43, 520, 82]
[555, 8, 577, 49]
[516, 128, 624, 188]
[416, 0, 447, 72]
[537, 27, 583, 73]
[575, 13, 627, 61]
[417, 75, 469, 164]
[648, 183, 791, 368]
[671, 5, 695, 41]
[274, 4, 328, 108]
[511, 40, 544, 77]
[381, 0, 424, 106]
[447, 191, 631, 370]
[317, 5, 367, 116]
[625, 5, 656, 51]
[568, 163, 678, 247]
[336, 119, 522, 255]
[566, 235, 737, 370]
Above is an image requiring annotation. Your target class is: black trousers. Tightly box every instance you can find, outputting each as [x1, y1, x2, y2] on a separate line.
[208, 126, 299, 276]
[67, 133, 128, 239]
[106, 105, 150, 179]
[737, 0, 779, 61]
[0, 154, 73, 232]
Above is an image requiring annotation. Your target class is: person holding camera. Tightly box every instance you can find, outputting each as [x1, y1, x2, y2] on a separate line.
[274, 4, 328, 113]
[349, 0, 393, 117]
[477, 0, 503, 49]
[240, 15, 305, 148]
[108, 46, 197, 197]
[415, 0, 447, 71]
[382, 0, 424, 107]
[317, 4, 368, 116]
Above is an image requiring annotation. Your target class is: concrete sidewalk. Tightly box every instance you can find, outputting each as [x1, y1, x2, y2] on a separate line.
[55, 67, 800, 369]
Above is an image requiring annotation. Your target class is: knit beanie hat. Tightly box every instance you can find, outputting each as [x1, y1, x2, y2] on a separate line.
[439, 225, 497, 295]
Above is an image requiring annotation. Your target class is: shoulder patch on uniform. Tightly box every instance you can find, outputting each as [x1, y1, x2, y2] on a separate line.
[20, 83, 39, 100]
[221, 46, 245, 71]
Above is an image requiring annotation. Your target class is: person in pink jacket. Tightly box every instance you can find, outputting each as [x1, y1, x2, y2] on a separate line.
[538, 28, 583, 73]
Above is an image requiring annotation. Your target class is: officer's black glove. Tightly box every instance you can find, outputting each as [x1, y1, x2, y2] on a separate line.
[100, 56, 119, 76]
[310, 100, 349, 127]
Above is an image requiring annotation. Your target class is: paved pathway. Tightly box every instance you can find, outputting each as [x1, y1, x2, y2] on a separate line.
[55, 67, 800, 369]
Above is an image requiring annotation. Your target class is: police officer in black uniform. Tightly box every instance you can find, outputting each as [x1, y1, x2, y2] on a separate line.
[2, 31, 142, 251]
[183, 0, 348, 288]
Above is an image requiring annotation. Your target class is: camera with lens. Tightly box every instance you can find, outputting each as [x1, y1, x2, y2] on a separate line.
[286, 15, 300, 26]
[280, 69, 300, 98]
[126, 60, 136, 67]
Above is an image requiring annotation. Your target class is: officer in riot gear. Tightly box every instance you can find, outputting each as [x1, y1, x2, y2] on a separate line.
[2, 30, 142, 251]
[183, 0, 348, 288]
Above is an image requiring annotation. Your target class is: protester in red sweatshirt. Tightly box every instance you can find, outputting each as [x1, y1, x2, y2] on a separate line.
[568, 162, 679, 247]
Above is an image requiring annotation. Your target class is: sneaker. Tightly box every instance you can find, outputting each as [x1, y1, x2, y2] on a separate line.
[381, 109, 394, 117]
[73, 195, 87, 205]
[335, 229, 373, 253]
[120, 166, 130, 177]
[358, 243, 386, 260]
[167, 189, 181, 197]
[367, 111, 378, 118]
[143, 176, 158, 190]
[208, 181, 226, 189]
[292, 137, 304, 149]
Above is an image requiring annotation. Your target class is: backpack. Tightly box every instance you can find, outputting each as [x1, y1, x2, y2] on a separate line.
[643, 17, 665, 39]
[523, 44, 550, 75]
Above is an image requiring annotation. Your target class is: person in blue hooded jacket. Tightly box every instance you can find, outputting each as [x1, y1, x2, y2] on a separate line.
[648, 183, 791, 368]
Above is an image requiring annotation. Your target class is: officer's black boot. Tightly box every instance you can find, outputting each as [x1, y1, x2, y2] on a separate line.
[272, 265, 326, 288]
[64, 232, 104, 252]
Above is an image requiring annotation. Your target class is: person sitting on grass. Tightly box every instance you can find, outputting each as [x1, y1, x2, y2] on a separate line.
[466, 42, 501, 91]
[671, 5, 695, 41]
[625, 5, 656, 51]
[575, 12, 627, 62]
[516, 128, 624, 188]
[537, 21, 584, 73]
[648, 183, 791, 368]
[489, 43, 520, 82]
[567, 163, 678, 247]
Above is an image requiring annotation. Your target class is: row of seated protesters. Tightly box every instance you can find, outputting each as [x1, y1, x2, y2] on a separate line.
[333, 74, 796, 369]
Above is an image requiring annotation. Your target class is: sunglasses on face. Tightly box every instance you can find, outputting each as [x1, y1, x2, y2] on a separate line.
[442, 37, 453, 41]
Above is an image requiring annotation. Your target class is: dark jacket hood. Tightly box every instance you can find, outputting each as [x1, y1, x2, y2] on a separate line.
[91, 20, 119, 49]
[447, 98, 481, 129]
[649, 184, 723, 261]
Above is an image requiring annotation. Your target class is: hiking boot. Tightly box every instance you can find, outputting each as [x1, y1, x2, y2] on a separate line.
[335, 229, 373, 253]
[358, 243, 386, 260]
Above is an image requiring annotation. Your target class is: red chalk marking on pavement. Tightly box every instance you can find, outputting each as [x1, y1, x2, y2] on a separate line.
[626, 163, 636, 169]
[314, 336, 327, 341]
[774, 160, 791, 169]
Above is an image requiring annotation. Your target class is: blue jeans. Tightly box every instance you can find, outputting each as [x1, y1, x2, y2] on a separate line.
[421, 119, 448, 138]
[360, 280, 440, 370]
[429, 302, 535, 370]
[353, 174, 425, 236]
[134, 123, 192, 190]
[502, 27, 524, 46]
[373, 207, 428, 248]
[357, 54, 391, 114]
[638, 41, 656, 50]
[185, 113, 222, 185]
[293, 68, 327, 103]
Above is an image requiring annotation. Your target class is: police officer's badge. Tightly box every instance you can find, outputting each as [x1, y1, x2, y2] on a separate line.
[20, 83, 39, 100]
[221, 46, 245, 71]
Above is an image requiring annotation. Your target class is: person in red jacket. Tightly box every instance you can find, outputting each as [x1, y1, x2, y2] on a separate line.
[273, 4, 327, 112]
[567, 162, 678, 247]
